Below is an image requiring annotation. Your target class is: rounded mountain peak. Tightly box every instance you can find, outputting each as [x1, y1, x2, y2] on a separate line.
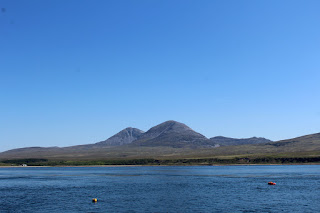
[136, 120, 205, 141]
[152, 120, 192, 131]
[96, 127, 144, 146]
[121, 127, 144, 134]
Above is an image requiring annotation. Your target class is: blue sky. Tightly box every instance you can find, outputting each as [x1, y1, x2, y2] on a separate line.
[1, 0, 320, 151]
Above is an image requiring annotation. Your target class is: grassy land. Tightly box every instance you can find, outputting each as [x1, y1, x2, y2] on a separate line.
[1, 154, 320, 167]
[1, 133, 320, 166]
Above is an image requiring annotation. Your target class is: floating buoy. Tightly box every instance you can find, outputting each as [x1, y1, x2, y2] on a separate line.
[268, 182, 276, 185]
[92, 198, 98, 202]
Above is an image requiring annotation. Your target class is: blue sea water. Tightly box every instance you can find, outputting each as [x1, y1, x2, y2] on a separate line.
[0, 165, 319, 213]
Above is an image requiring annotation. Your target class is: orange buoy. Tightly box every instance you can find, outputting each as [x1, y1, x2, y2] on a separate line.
[268, 182, 276, 185]
[92, 198, 98, 202]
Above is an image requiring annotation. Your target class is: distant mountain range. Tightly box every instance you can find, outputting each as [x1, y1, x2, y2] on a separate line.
[95, 120, 270, 148]
[209, 136, 272, 146]
[0, 120, 319, 160]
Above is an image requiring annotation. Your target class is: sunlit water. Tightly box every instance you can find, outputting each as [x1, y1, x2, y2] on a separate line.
[0, 165, 319, 212]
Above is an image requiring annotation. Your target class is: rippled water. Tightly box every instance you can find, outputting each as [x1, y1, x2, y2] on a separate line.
[0, 165, 319, 212]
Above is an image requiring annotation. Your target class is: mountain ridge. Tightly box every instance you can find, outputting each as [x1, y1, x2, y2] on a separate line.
[209, 136, 272, 146]
[0, 120, 274, 154]
[2, 120, 319, 161]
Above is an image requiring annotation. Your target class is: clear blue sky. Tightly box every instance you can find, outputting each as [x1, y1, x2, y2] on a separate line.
[1, 0, 320, 152]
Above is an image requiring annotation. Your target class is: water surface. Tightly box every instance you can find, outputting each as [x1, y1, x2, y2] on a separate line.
[0, 165, 319, 212]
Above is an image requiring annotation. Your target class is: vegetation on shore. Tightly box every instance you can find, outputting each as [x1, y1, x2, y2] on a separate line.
[2, 155, 320, 167]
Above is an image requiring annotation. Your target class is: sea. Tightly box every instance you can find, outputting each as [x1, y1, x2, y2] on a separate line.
[0, 165, 319, 213]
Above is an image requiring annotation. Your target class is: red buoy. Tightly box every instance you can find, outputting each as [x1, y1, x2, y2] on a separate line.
[268, 182, 276, 185]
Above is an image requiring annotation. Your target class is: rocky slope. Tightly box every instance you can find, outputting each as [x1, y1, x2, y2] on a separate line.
[131, 120, 211, 148]
[95, 127, 144, 146]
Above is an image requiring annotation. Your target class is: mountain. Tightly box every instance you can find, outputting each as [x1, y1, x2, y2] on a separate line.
[95, 127, 144, 146]
[210, 136, 272, 146]
[1, 120, 319, 161]
[131, 120, 211, 148]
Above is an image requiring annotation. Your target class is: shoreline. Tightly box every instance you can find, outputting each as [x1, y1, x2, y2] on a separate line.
[1, 163, 320, 168]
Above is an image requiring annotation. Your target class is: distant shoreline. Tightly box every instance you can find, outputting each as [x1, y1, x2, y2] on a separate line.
[1, 163, 320, 168]
[2, 156, 320, 167]
[0, 165, 147, 168]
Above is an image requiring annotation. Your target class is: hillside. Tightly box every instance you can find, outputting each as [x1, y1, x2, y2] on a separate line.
[189, 132, 320, 158]
[263, 132, 320, 152]
[209, 136, 272, 146]
[95, 127, 144, 146]
[0, 121, 319, 161]
[131, 120, 211, 148]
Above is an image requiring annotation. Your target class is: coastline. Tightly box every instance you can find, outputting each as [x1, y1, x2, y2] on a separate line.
[1, 163, 320, 168]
